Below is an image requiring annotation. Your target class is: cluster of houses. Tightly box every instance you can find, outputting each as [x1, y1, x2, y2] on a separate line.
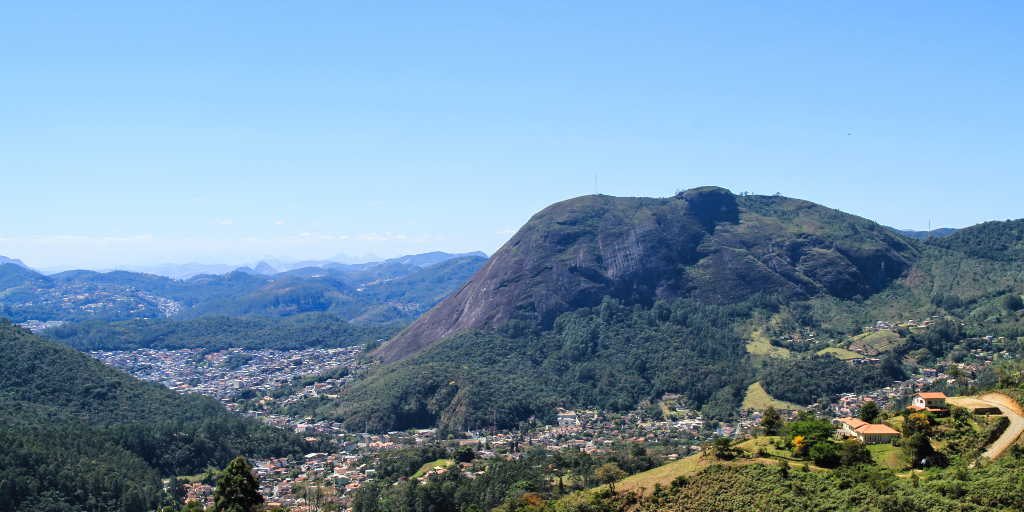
[17, 319, 64, 332]
[182, 483, 214, 508]
[7, 280, 182, 320]
[825, 381, 918, 418]
[835, 392, 950, 445]
[91, 346, 364, 402]
[865, 319, 936, 333]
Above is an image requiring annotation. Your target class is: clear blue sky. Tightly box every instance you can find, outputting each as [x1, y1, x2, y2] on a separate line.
[1, 2, 1021, 268]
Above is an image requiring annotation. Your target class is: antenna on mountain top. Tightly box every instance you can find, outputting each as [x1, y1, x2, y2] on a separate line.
[594, 173, 598, 195]
[928, 220, 931, 239]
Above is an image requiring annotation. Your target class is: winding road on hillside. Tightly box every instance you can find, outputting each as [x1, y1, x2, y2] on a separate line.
[948, 393, 1024, 461]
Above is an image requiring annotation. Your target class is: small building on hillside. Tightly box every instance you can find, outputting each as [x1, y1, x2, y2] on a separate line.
[838, 417, 901, 445]
[556, 410, 579, 426]
[909, 392, 948, 413]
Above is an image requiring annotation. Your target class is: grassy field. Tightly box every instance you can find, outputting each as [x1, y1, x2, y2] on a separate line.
[867, 443, 904, 470]
[599, 438, 834, 495]
[596, 432, 915, 497]
[742, 382, 805, 412]
[411, 459, 452, 479]
[817, 347, 862, 360]
[849, 330, 903, 355]
[592, 452, 788, 495]
[602, 453, 712, 493]
[745, 330, 791, 360]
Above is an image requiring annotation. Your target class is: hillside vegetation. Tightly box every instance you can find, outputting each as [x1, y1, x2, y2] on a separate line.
[302, 297, 908, 433]
[926, 218, 1024, 262]
[0, 320, 316, 512]
[41, 312, 400, 352]
[741, 382, 804, 412]
[321, 188, 1024, 432]
[575, 459, 1024, 512]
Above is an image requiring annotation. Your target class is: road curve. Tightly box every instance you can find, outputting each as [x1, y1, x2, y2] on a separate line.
[947, 392, 1024, 461]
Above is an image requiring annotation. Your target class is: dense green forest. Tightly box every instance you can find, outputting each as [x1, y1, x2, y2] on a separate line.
[304, 298, 750, 431]
[288, 297, 917, 433]
[40, 313, 401, 351]
[759, 355, 906, 405]
[926, 218, 1024, 262]
[0, 320, 317, 512]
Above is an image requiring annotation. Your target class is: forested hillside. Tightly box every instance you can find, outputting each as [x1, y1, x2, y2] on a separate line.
[926, 218, 1024, 262]
[0, 320, 315, 512]
[40, 312, 401, 351]
[291, 297, 904, 433]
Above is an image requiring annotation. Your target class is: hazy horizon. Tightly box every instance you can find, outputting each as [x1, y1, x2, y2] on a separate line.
[2, 3, 1021, 269]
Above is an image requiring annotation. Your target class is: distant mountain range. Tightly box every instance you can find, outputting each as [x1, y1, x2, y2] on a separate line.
[885, 226, 959, 240]
[0, 250, 490, 348]
[0, 255, 34, 271]
[15, 251, 487, 280]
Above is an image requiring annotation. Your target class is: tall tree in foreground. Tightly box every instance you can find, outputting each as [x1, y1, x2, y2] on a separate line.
[213, 457, 264, 512]
[859, 401, 881, 423]
[761, 406, 783, 435]
[594, 463, 627, 493]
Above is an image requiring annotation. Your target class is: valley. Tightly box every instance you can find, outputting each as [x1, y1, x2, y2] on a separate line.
[3, 188, 1024, 511]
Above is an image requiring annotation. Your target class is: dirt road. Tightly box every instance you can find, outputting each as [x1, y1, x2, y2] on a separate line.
[948, 392, 1024, 460]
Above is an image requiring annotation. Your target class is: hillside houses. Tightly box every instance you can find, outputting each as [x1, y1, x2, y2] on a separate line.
[909, 392, 949, 414]
[837, 417, 901, 444]
[90, 346, 364, 403]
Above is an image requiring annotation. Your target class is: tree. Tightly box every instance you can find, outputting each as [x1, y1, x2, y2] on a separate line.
[809, 441, 839, 467]
[212, 457, 264, 512]
[167, 477, 188, 507]
[902, 412, 934, 437]
[792, 436, 808, 457]
[946, 366, 971, 393]
[295, 480, 335, 512]
[712, 437, 736, 459]
[594, 463, 627, 492]
[838, 439, 873, 467]
[454, 445, 476, 463]
[997, 361, 1024, 388]
[182, 502, 204, 512]
[761, 406, 783, 436]
[902, 433, 935, 467]
[859, 401, 881, 424]
[1001, 293, 1024, 312]
[201, 466, 222, 486]
[788, 415, 836, 457]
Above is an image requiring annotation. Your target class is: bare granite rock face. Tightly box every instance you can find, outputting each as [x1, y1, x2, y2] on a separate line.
[375, 187, 917, 363]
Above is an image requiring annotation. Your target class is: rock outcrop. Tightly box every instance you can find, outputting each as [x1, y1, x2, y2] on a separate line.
[375, 187, 917, 363]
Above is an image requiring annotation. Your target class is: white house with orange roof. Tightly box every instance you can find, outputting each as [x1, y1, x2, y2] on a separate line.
[838, 417, 901, 444]
[909, 392, 948, 413]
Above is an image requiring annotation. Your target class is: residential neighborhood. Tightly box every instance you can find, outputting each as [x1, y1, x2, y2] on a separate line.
[90, 346, 365, 403]
[87, 317, 1021, 510]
